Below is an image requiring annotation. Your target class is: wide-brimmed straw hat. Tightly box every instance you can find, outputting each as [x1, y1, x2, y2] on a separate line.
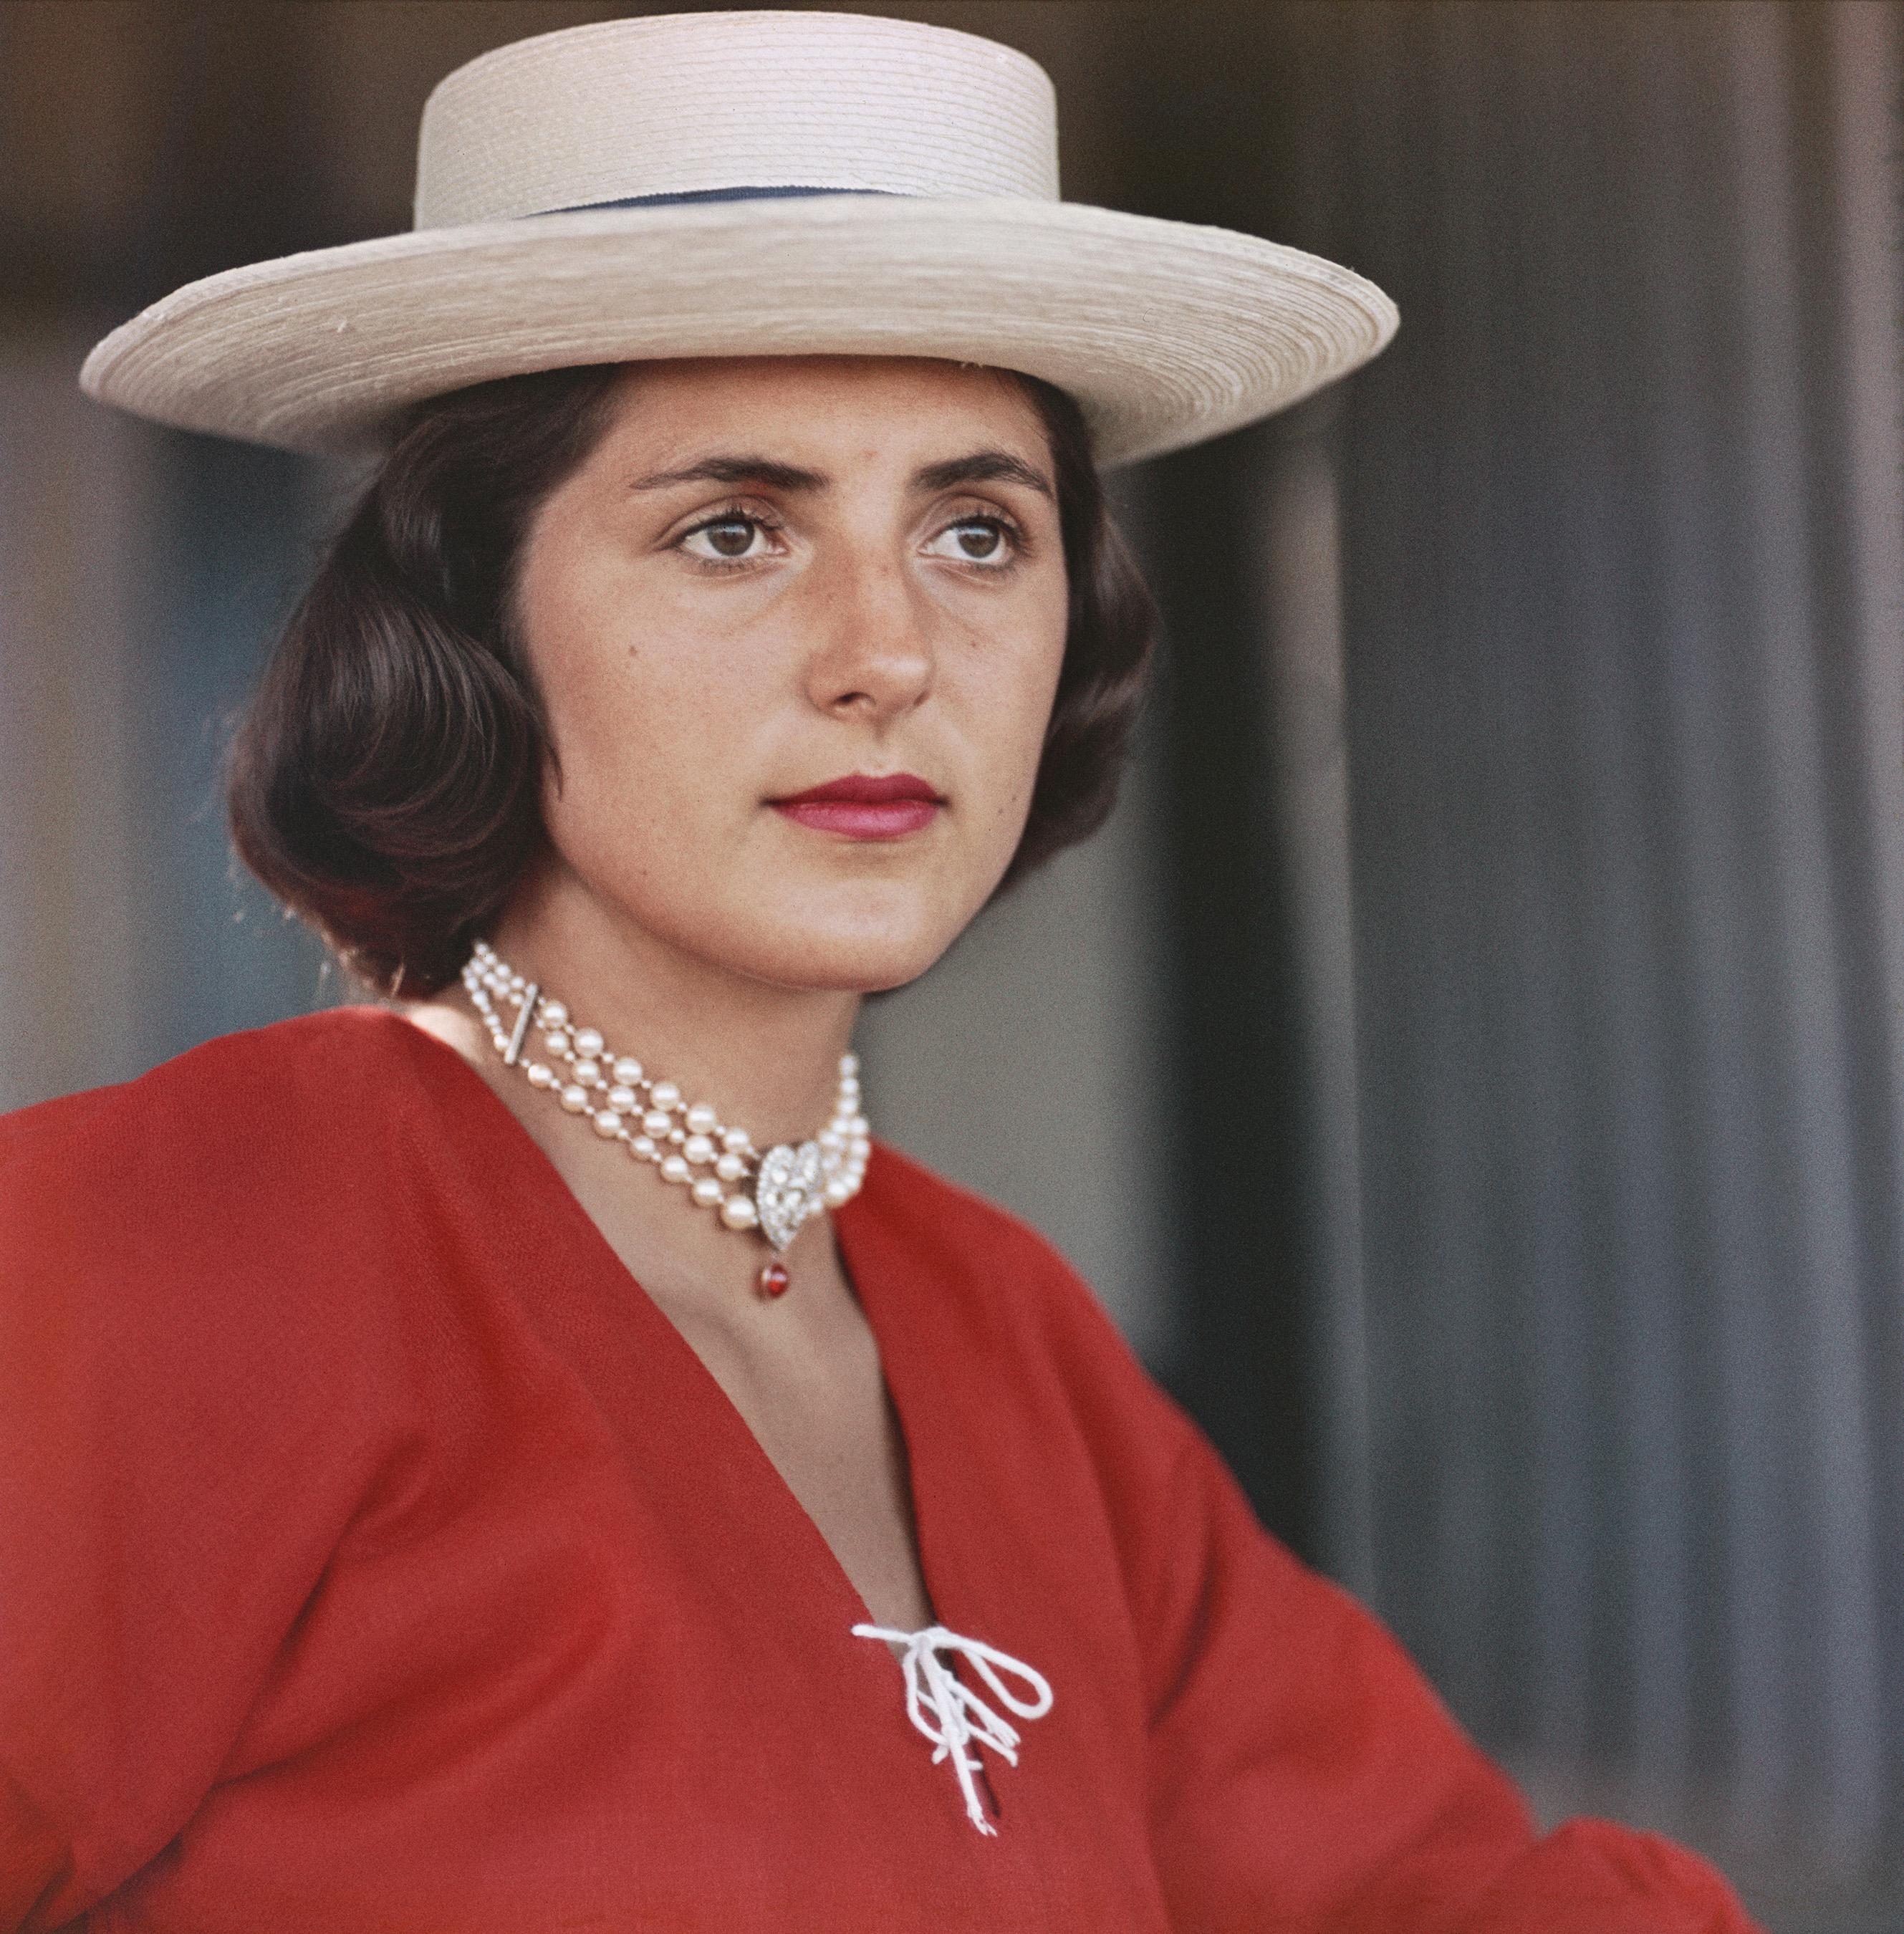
[80, 9, 1398, 468]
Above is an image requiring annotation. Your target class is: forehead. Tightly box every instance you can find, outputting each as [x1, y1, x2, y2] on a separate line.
[590, 355, 1050, 469]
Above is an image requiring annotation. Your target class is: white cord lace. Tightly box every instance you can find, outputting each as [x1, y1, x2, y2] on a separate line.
[851, 1622, 1054, 1835]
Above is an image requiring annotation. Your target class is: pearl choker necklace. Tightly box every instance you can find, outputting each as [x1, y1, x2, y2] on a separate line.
[460, 940, 868, 1297]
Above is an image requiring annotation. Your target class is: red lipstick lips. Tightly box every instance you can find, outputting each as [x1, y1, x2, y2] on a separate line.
[770, 772, 944, 839]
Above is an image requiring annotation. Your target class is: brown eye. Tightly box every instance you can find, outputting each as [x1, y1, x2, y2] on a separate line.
[681, 512, 778, 564]
[925, 516, 1016, 567]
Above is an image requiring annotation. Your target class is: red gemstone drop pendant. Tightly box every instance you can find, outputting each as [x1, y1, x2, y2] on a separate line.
[759, 1260, 791, 1299]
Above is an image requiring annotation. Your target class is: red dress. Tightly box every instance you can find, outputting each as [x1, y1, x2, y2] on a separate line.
[0, 1011, 1756, 1933]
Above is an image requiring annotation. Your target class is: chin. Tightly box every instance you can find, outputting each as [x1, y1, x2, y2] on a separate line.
[789, 953, 940, 996]
[717, 872, 983, 994]
[743, 918, 963, 996]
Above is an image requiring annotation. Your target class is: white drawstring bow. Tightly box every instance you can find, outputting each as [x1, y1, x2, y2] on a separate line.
[851, 1622, 1054, 1835]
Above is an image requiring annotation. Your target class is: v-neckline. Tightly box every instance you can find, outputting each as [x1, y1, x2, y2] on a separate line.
[392, 1011, 953, 1645]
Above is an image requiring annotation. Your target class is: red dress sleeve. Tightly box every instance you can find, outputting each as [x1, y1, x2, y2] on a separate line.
[862, 1140, 1761, 1933]
[0, 1055, 398, 1930]
[1135, 1403, 1758, 1933]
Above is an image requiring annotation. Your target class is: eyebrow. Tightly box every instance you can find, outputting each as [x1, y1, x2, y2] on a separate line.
[625, 448, 1054, 498]
[913, 450, 1054, 497]
[626, 454, 827, 494]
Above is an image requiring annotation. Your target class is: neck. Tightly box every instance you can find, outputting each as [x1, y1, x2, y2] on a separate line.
[456, 859, 862, 1147]
[398, 863, 866, 1313]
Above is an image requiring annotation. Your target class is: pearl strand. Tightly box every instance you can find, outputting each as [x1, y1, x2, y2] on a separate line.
[459, 942, 868, 1289]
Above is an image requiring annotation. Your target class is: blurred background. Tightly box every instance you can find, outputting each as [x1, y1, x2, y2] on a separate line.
[3, 1, 1899, 1926]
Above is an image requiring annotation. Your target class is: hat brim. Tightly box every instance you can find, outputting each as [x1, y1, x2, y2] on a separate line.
[78, 193, 1398, 468]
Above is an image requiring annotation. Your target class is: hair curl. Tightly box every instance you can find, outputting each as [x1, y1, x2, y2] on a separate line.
[228, 362, 1158, 996]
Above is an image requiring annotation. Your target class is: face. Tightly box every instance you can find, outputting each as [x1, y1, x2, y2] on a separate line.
[509, 355, 1072, 993]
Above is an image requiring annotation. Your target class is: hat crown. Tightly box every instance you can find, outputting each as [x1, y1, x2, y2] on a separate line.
[413, 10, 1061, 229]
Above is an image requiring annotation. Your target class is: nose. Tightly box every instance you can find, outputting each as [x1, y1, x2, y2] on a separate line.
[802, 541, 935, 724]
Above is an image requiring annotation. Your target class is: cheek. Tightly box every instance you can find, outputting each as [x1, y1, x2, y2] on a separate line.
[968, 600, 1069, 824]
[534, 579, 760, 844]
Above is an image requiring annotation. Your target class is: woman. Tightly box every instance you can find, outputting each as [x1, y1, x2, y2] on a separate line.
[2, 12, 1756, 1932]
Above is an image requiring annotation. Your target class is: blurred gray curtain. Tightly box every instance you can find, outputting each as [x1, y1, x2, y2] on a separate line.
[1259, 0, 1903, 1908]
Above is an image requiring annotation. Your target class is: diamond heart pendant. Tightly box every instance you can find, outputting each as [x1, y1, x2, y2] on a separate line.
[463, 943, 870, 1305]
[755, 1140, 826, 1253]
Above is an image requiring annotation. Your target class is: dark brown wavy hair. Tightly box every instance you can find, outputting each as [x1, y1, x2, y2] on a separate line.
[228, 361, 1158, 996]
